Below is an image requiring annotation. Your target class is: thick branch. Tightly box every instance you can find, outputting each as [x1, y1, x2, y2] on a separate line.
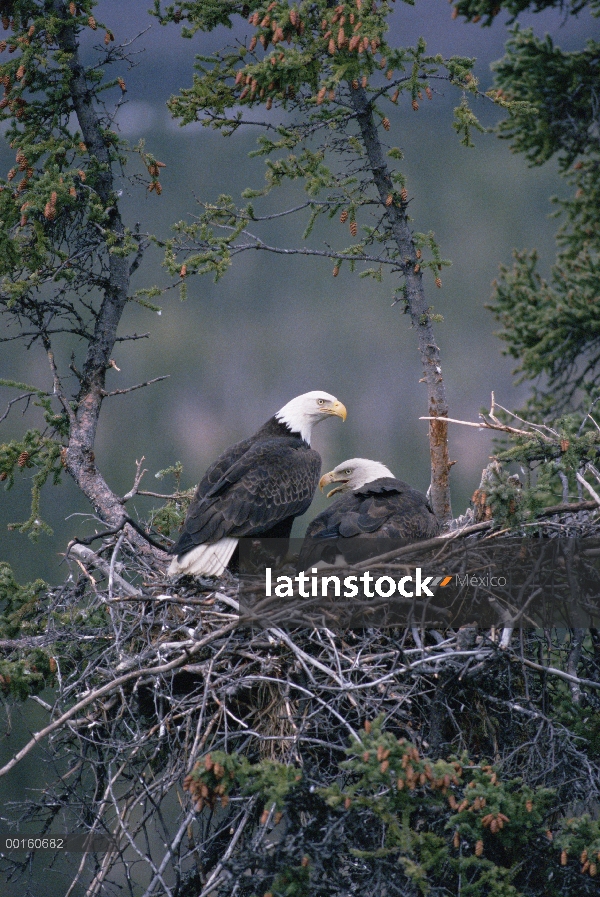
[51, 3, 152, 549]
[67, 543, 142, 597]
[348, 84, 451, 522]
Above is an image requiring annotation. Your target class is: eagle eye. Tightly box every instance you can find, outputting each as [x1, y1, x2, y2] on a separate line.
[344, 468, 352, 475]
[317, 399, 325, 405]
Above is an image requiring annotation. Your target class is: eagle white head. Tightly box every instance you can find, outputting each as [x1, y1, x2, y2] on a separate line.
[275, 391, 347, 444]
[319, 458, 394, 497]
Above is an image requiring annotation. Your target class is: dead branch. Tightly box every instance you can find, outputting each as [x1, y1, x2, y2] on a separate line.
[122, 456, 149, 502]
[0, 391, 38, 424]
[0, 619, 239, 779]
[101, 375, 169, 398]
[66, 542, 142, 597]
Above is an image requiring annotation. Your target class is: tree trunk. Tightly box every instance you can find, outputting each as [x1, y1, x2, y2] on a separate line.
[348, 84, 452, 522]
[53, 3, 155, 556]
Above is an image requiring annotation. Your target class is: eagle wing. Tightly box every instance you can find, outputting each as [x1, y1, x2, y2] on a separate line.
[194, 433, 257, 500]
[297, 478, 439, 569]
[171, 438, 320, 557]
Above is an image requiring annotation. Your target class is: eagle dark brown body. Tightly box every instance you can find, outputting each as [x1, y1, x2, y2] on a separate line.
[298, 471, 439, 570]
[168, 392, 346, 577]
[171, 421, 321, 556]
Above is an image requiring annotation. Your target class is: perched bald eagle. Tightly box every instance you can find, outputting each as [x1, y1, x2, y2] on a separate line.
[297, 458, 439, 570]
[168, 391, 347, 577]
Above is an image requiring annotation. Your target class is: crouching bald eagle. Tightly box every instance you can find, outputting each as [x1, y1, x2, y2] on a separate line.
[297, 458, 439, 570]
[168, 391, 347, 577]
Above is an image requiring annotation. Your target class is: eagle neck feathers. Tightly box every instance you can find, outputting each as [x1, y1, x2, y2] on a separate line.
[260, 415, 311, 445]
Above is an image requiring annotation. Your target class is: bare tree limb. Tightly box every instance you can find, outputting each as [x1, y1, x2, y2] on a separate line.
[347, 83, 451, 521]
[0, 619, 239, 779]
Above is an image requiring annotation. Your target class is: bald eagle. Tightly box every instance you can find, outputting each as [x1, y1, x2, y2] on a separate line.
[168, 391, 347, 577]
[297, 458, 439, 570]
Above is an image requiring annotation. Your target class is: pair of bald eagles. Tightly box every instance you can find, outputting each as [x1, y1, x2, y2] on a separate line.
[168, 391, 439, 577]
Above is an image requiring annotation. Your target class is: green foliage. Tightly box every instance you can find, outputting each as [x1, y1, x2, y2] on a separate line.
[495, 413, 597, 463]
[182, 718, 599, 896]
[472, 460, 526, 524]
[151, 0, 238, 36]
[0, 561, 57, 698]
[267, 861, 311, 897]
[494, 30, 600, 169]
[487, 26, 600, 417]
[184, 748, 302, 813]
[242, 758, 304, 811]
[148, 461, 195, 536]
[555, 816, 600, 876]
[152, 0, 492, 297]
[553, 692, 600, 761]
[0, 0, 143, 299]
[490, 241, 600, 419]
[0, 2, 167, 539]
[0, 559, 118, 701]
[147, 499, 189, 537]
[470, 409, 600, 517]
[453, 94, 487, 147]
[0, 426, 63, 538]
[0, 559, 47, 636]
[450, 0, 598, 27]
[133, 139, 166, 194]
[0, 648, 56, 700]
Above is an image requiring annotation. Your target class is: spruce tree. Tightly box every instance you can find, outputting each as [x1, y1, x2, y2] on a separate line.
[472, 2, 600, 418]
[152, 0, 499, 522]
[0, 0, 164, 548]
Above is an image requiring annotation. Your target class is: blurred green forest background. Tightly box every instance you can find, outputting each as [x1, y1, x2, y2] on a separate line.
[1, 0, 596, 583]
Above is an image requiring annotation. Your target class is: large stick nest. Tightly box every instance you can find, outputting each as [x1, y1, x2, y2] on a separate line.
[2, 508, 600, 896]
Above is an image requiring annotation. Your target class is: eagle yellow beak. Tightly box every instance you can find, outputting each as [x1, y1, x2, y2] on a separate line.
[319, 469, 348, 497]
[319, 471, 335, 492]
[328, 400, 347, 421]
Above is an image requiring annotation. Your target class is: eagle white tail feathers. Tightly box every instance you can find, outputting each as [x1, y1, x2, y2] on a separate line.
[167, 537, 238, 578]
